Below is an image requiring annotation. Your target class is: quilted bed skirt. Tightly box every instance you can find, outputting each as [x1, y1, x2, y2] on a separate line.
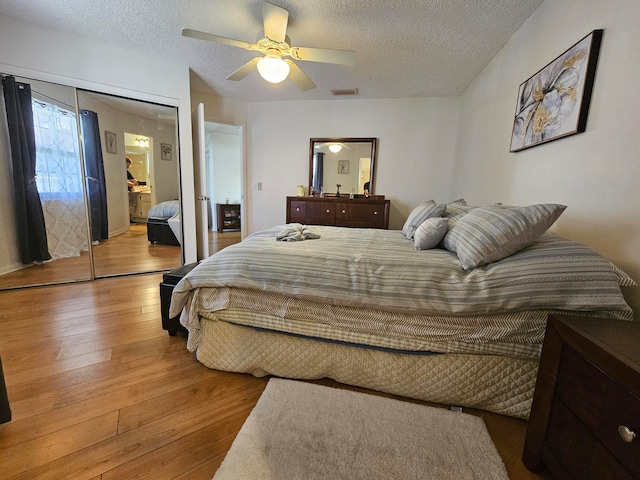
[195, 318, 539, 419]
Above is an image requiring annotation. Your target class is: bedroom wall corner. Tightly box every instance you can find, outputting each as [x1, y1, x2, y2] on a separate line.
[451, 0, 640, 317]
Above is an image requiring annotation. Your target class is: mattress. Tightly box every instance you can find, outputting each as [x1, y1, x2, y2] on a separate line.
[195, 318, 539, 419]
[181, 287, 546, 359]
[147, 199, 180, 220]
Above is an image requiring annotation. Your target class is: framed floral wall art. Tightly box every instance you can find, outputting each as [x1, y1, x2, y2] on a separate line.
[510, 29, 603, 152]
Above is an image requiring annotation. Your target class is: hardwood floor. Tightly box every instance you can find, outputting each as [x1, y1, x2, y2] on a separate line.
[0, 226, 241, 289]
[93, 224, 182, 277]
[0, 274, 552, 479]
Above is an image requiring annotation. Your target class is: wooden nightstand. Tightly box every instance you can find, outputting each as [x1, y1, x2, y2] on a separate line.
[217, 203, 241, 232]
[523, 314, 640, 479]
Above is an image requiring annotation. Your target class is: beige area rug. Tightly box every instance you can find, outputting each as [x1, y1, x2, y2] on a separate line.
[213, 378, 509, 480]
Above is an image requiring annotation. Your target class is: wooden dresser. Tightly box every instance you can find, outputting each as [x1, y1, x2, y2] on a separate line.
[523, 314, 640, 479]
[286, 196, 390, 229]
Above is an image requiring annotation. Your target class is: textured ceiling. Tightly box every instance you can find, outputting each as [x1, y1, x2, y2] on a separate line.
[0, 0, 542, 102]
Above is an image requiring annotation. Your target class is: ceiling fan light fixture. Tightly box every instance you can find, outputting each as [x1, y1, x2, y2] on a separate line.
[257, 53, 290, 83]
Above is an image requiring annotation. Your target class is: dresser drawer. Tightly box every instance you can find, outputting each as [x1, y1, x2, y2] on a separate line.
[319, 203, 336, 222]
[555, 345, 608, 432]
[288, 201, 307, 223]
[336, 203, 387, 228]
[286, 196, 390, 229]
[545, 388, 636, 479]
[598, 380, 640, 476]
[545, 399, 598, 479]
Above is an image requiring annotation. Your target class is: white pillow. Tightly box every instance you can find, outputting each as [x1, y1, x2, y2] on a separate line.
[414, 217, 448, 250]
[443, 203, 567, 269]
[402, 201, 446, 240]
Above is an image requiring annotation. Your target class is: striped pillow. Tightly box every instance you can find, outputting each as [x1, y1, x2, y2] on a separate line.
[414, 217, 448, 250]
[402, 201, 446, 240]
[443, 202, 476, 228]
[443, 204, 567, 269]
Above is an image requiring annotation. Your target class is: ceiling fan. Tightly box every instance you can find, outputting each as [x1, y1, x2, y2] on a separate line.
[181, 1, 356, 91]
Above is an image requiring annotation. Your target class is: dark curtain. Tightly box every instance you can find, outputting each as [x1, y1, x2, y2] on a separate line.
[1, 76, 51, 264]
[80, 110, 108, 242]
[313, 152, 324, 193]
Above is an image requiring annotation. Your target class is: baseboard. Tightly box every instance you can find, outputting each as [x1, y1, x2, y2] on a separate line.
[0, 261, 28, 276]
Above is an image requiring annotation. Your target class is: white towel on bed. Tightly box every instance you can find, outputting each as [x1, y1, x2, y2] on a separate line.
[276, 223, 320, 241]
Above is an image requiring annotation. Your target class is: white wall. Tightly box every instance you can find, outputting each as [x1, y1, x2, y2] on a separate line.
[452, 0, 640, 316]
[245, 97, 460, 232]
[0, 14, 196, 262]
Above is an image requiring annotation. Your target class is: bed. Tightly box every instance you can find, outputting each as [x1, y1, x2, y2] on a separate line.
[147, 200, 181, 246]
[170, 201, 634, 419]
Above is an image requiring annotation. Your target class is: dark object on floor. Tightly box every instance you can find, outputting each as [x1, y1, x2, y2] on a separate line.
[160, 262, 199, 335]
[147, 218, 180, 246]
[0, 356, 11, 424]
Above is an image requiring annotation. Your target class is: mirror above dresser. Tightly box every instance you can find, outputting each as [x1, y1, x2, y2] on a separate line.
[309, 138, 377, 196]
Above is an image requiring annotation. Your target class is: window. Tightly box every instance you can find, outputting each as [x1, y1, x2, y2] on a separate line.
[31, 98, 83, 197]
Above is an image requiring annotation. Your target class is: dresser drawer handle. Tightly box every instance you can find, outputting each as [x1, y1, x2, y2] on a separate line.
[296, 207, 300, 212]
[373, 211, 378, 215]
[618, 425, 636, 443]
[341, 209, 346, 214]
[326, 209, 331, 213]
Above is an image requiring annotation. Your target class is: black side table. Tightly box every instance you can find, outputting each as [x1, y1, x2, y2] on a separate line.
[159, 262, 199, 336]
[0, 356, 10, 424]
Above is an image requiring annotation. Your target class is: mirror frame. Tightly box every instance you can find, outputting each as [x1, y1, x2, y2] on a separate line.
[309, 137, 377, 196]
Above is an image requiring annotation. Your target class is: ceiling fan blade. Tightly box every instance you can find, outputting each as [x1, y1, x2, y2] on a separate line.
[290, 46, 356, 66]
[262, 2, 289, 43]
[284, 60, 316, 91]
[226, 57, 261, 81]
[181, 28, 253, 50]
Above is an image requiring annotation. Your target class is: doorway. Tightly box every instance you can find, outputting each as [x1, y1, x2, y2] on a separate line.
[204, 121, 243, 255]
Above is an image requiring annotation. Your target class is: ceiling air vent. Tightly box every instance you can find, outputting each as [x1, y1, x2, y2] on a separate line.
[330, 88, 359, 96]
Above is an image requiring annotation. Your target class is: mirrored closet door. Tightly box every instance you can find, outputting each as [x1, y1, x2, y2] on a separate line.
[76, 90, 182, 278]
[0, 75, 182, 290]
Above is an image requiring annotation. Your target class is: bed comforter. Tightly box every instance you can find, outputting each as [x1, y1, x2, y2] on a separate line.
[171, 225, 633, 358]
